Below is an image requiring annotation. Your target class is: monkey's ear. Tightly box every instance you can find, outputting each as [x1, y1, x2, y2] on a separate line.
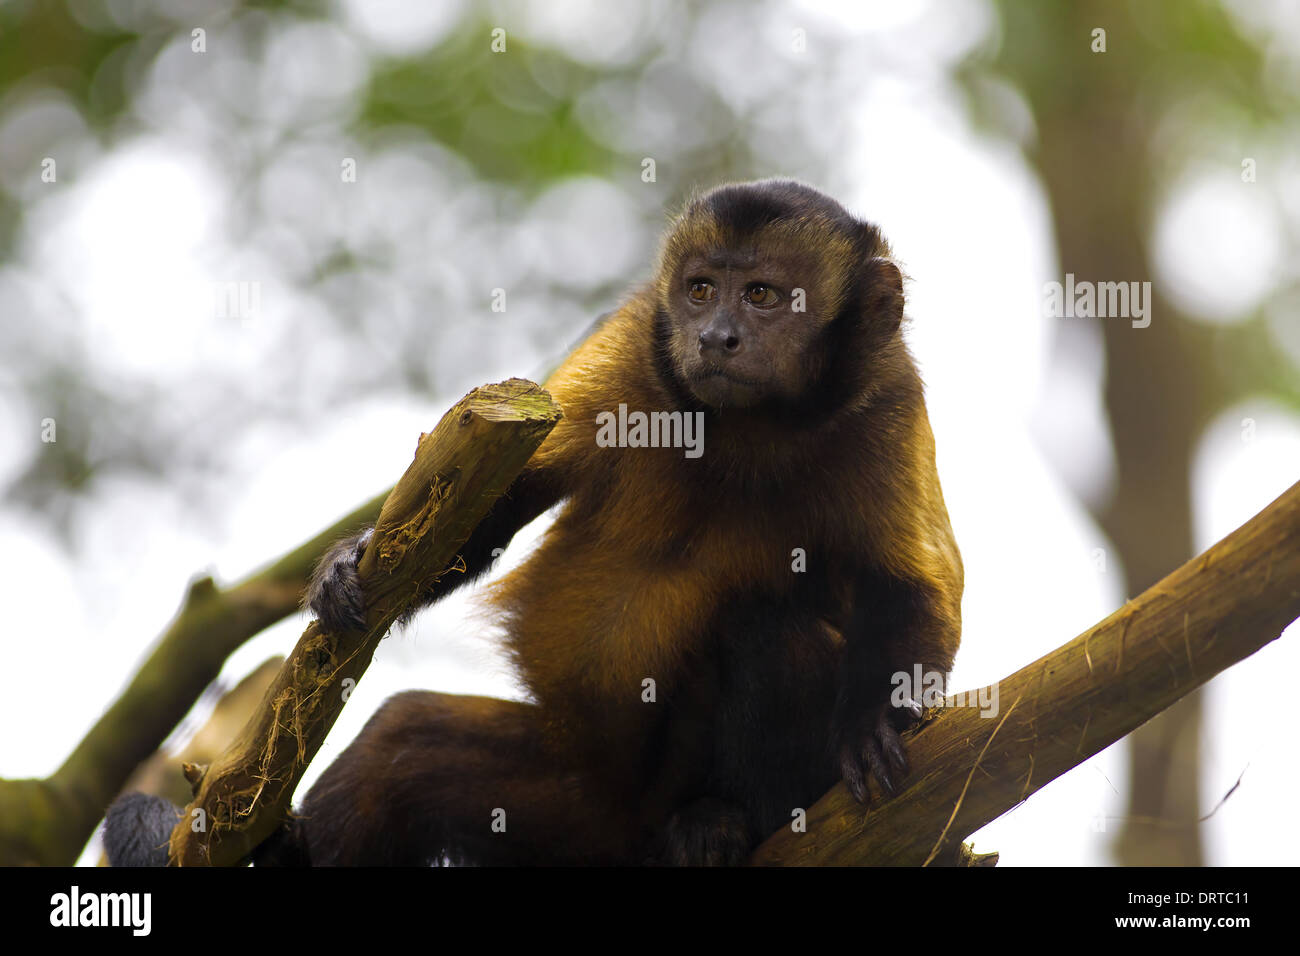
[865, 257, 905, 332]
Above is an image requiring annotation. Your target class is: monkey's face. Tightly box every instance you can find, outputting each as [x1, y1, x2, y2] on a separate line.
[661, 241, 843, 410]
[655, 182, 903, 414]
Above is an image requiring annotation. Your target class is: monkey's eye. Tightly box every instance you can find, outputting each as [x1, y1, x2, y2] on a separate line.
[745, 284, 781, 308]
[687, 280, 717, 302]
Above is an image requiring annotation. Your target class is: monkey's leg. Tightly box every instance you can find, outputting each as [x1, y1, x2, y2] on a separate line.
[282, 690, 636, 866]
[655, 798, 755, 866]
[649, 599, 842, 865]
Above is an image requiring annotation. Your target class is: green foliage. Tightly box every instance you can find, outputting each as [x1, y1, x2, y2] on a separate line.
[362, 25, 625, 188]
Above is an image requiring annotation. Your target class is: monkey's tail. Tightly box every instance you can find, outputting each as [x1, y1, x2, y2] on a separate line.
[103, 792, 312, 866]
[102, 792, 181, 867]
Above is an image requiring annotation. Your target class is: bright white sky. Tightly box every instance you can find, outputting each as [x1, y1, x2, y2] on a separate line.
[0, 0, 1295, 867]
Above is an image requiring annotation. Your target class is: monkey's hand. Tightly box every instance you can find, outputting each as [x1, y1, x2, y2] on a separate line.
[306, 528, 373, 633]
[832, 693, 923, 804]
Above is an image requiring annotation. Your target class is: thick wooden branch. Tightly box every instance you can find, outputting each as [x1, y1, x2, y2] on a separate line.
[167, 379, 561, 866]
[752, 479, 1300, 865]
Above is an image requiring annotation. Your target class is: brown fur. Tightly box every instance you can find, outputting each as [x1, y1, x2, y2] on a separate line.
[281, 179, 963, 865]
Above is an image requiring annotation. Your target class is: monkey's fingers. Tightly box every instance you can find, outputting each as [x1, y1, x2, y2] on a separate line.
[306, 527, 373, 633]
[839, 743, 871, 804]
[839, 708, 911, 803]
[873, 713, 910, 780]
[891, 696, 924, 729]
[863, 718, 908, 798]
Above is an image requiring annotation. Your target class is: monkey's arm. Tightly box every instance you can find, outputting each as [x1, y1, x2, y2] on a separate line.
[831, 568, 959, 803]
[307, 463, 564, 633]
[307, 305, 641, 632]
[832, 406, 963, 803]
[307, 299, 650, 634]
[827, 369, 965, 800]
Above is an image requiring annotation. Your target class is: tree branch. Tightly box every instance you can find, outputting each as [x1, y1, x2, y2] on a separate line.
[4, 390, 1293, 868]
[167, 379, 562, 866]
[751, 479, 1300, 865]
[1, 487, 389, 865]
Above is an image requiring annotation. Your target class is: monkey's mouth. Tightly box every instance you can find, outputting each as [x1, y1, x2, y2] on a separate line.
[685, 365, 766, 409]
[691, 366, 762, 388]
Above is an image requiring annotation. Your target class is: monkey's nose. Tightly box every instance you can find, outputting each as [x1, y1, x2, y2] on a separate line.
[698, 324, 741, 355]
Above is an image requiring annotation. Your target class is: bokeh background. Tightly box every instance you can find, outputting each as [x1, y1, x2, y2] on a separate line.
[1, 0, 1297, 866]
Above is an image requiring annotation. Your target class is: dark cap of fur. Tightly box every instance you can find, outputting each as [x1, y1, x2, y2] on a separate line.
[688, 178, 861, 238]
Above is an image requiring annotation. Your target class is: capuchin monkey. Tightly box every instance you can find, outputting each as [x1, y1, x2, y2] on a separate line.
[104, 179, 962, 866]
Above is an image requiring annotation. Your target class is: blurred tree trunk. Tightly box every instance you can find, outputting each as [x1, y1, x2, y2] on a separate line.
[995, 0, 1238, 864]
[1042, 115, 1208, 865]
